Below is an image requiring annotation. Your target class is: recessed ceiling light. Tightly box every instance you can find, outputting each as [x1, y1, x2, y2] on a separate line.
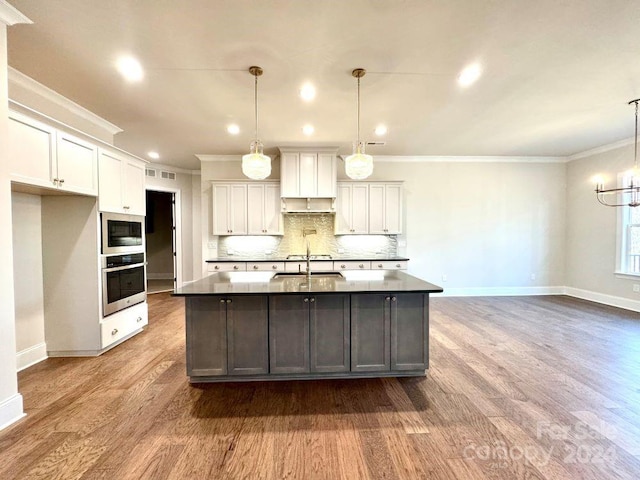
[300, 83, 316, 101]
[227, 124, 240, 135]
[147, 151, 160, 160]
[116, 56, 144, 82]
[457, 63, 481, 87]
[302, 124, 315, 136]
[374, 125, 388, 136]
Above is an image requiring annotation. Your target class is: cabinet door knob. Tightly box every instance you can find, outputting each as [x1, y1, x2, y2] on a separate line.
[253, 265, 259, 270]
[220, 299, 226, 303]
[136, 316, 142, 322]
[391, 296, 397, 302]
[359, 264, 364, 268]
[378, 264, 383, 268]
[111, 328, 118, 336]
[226, 299, 232, 304]
[58, 178, 65, 185]
[214, 265, 220, 270]
[385, 297, 391, 302]
[272, 265, 278, 269]
[341, 264, 346, 269]
[303, 298, 309, 303]
[233, 265, 239, 270]
[53, 178, 59, 185]
[310, 297, 315, 303]
[396, 264, 401, 268]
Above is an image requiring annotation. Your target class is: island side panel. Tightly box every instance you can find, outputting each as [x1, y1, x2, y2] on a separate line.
[310, 294, 350, 373]
[227, 295, 269, 375]
[186, 297, 227, 377]
[351, 294, 391, 372]
[390, 293, 429, 371]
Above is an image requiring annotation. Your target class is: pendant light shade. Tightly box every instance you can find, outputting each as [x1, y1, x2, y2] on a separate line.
[242, 66, 271, 180]
[345, 68, 373, 180]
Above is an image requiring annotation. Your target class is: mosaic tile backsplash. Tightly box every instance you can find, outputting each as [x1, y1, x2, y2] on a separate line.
[216, 214, 398, 259]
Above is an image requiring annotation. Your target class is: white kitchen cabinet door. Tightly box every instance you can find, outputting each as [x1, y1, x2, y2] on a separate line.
[317, 153, 337, 197]
[98, 149, 145, 215]
[280, 152, 300, 197]
[264, 183, 282, 234]
[369, 183, 402, 234]
[299, 153, 317, 197]
[122, 160, 146, 215]
[335, 183, 368, 234]
[247, 184, 265, 234]
[98, 149, 124, 213]
[213, 184, 248, 235]
[56, 131, 98, 196]
[8, 112, 57, 189]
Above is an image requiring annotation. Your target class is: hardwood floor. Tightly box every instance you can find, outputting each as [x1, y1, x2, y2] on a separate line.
[2, 294, 640, 479]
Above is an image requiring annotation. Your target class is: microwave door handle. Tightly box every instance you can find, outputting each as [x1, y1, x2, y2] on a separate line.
[104, 263, 145, 273]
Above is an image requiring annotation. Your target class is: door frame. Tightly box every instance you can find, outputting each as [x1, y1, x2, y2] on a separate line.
[145, 186, 183, 288]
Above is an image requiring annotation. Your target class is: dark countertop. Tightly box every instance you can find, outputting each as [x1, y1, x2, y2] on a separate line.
[174, 270, 442, 296]
[205, 256, 410, 263]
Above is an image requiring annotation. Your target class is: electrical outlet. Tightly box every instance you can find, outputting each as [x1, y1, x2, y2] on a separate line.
[338, 248, 345, 254]
[264, 250, 272, 255]
[633, 284, 640, 293]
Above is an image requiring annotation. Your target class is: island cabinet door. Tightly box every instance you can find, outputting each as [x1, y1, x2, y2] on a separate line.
[351, 294, 391, 372]
[390, 293, 429, 371]
[310, 294, 350, 373]
[227, 296, 269, 375]
[269, 295, 310, 374]
[186, 297, 227, 377]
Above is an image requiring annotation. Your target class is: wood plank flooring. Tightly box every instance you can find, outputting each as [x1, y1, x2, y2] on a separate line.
[2, 294, 640, 479]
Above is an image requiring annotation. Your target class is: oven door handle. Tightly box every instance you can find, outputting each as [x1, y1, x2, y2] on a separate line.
[104, 263, 145, 273]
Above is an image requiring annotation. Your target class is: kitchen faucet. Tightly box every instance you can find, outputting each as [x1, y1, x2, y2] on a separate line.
[302, 228, 316, 281]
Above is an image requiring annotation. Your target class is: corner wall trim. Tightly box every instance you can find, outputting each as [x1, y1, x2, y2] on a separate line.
[564, 287, 640, 313]
[0, 394, 25, 432]
[17, 342, 47, 372]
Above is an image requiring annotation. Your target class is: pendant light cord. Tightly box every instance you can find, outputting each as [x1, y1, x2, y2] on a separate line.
[254, 73, 259, 141]
[356, 75, 361, 148]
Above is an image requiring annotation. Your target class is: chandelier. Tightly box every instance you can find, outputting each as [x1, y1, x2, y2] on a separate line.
[596, 98, 640, 207]
[242, 66, 271, 180]
[344, 68, 373, 180]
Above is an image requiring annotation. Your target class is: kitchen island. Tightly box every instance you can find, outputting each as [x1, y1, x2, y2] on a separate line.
[174, 270, 442, 382]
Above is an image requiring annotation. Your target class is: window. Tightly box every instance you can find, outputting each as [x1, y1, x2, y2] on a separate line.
[618, 173, 640, 274]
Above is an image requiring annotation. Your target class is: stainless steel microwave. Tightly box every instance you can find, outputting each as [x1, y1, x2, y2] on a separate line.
[101, 212, 145, 255]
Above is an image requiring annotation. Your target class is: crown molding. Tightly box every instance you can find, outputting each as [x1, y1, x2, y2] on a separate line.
[196, 154, 242, 162]
[567, 136, 636, 162]
[341, 155, 568, 164]
[8, 67, 123, 136]
[0, 1, 31, 26]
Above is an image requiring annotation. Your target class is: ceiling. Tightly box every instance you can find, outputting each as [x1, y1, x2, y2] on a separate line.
[6, 0, 640, 170]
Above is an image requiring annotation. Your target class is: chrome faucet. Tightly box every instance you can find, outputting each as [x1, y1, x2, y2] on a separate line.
[306, 238, 311, 281]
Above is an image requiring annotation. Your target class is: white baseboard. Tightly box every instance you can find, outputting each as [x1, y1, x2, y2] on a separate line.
[17, 342, 47, 372]
[147, 273, 174, 280]
[434, 286, 565, 297]
[0, 393, 25, 432]
[564, 287, 640, 313]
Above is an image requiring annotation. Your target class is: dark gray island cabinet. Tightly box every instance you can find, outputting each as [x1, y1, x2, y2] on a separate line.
[175, 271, 442, 382]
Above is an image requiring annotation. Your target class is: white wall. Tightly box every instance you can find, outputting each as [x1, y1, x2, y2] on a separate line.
[199, 156, 567, 293]
[0, 14, 25, 431]
[11, 192, 46, 370]
[566, 143, 640, 301]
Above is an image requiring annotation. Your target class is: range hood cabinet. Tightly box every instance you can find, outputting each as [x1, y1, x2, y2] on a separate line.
[279, 147, 337, 200]
[281, 196, 335, 213]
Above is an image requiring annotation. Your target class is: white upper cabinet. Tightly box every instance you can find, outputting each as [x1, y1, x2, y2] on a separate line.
[336, 182, 403, 235]
[335, 183, 369, 234]
[279, 148, 337, 198]
[212, 183, 248, 235]
[8, 111, 98, 196]
[247, 183, 282, 235]
[369, 183, 402, 234]
[98, 148, 146, 216]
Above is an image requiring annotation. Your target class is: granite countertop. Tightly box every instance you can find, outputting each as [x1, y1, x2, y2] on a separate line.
[205, 256, 410, 263]
[173, 270, 442, 296]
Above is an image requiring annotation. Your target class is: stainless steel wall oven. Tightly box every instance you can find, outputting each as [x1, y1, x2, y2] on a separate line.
[102, 252, 146, 316]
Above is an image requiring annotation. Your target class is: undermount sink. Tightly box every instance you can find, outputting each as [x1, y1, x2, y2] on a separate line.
[273, 271, 343, 279]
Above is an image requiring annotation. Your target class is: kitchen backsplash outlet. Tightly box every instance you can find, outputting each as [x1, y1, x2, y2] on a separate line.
[216, 214, 397, 259]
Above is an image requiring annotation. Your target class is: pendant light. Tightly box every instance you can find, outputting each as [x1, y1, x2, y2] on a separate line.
[242, 66, 271, 180]
[345, 68, 373, 180]
[595, 98, 640, 207]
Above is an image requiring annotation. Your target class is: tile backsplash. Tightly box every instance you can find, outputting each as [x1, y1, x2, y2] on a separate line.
[215, 214, 397, 259]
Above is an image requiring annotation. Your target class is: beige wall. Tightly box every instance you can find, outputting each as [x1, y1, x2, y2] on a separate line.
[566, 143, 638, 298]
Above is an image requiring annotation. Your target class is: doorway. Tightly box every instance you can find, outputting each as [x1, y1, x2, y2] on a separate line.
[145, 189, 180, 294]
